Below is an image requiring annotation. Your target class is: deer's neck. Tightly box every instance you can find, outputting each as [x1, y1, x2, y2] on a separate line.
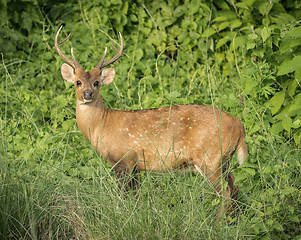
[76, 96, 109, 145]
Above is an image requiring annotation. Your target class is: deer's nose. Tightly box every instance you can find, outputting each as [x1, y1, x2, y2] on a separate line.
[83, 90, 93, 100]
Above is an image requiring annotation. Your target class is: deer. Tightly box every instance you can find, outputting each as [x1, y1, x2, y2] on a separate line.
[55, 26, 248, 219]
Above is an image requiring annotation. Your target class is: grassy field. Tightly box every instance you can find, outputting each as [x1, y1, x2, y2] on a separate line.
[1, 0, 301, 239]
[1, 108, 300, 239]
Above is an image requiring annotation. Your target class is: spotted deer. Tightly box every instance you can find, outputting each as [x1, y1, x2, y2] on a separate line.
[55, 26, 248, 218]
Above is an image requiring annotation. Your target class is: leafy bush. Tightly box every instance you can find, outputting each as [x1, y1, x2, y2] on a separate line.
[0, 0, 300, 239]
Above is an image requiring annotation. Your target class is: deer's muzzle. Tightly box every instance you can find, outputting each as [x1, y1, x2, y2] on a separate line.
[83, 90, 93, 101]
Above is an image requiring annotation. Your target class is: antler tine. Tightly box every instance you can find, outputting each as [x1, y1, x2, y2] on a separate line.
[58, 33, 71, 45]
[55, 25, 82, 69]
[97, 32, 124, 69]
[111, 42, 120, 52]
[55, 26, 75, 68]
[71, 48, 82, 69]
[95, 47, 108, 69]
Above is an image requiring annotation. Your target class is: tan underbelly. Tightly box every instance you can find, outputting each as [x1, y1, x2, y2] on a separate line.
[135, 149, 188, 171]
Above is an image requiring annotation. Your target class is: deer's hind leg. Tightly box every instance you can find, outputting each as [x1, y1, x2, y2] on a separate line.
[193, 156, 237, 220]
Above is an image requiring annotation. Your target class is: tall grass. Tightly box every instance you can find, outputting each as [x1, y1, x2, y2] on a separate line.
[0, 145, 242, 239]
[1, 96, 300, 239]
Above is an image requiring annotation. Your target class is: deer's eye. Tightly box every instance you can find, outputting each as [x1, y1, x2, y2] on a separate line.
[94, 81, 100, 87]
[76, 80, 82, 86]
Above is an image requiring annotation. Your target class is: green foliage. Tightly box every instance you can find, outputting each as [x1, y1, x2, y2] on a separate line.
[0, 0, 301, 239]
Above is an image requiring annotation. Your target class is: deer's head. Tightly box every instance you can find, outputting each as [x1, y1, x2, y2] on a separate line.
[55, 26, 123, 104]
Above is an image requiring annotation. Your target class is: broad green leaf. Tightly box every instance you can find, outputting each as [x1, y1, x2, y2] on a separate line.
[236, 2, 250, 9]
[135, 48, 143, 61]
[292, 119, 301, 129]
[248, 33, 258, 40]
[212, 16, 228, 22]
[242, 77, 257, 94]
[243, 167, 256, 176]
[247, 41, 256, 49]
[268, 91, 285, 115]
[201, 28, 216, 38]
[255, 0, 273, 16]
[294, 132, 300, 145]
[122, 1, 129, 14]
[270, 122, 283, 136]
[277, 55, 301, 76]
[281, 186, 298, 195]
[216, 37, 230, 49]
[130, 14, 138, 22]
[231, 35, 247, 49]
[289, 215, 300, 223]
[62, 119, 76, 131]
[288, 79, 299, 96]
[235, 172, 247, 182]
[282, 116, 292, 132]
[215, 52, 224, 63]
[273, 222, 284, 231]
[288, 93, 301, 116]
[296, 68, 301, 81]
[218, 21, 230, 31]
[261, 27, 271, 42]
[279, 37, 301, 53]
[173, 5, 186, 18]
[168, 91, 181, 100]
[230, 19, 242, 30]
[21, 12, 32, 32]
[284, 25, 301, 37]
[266, 218, 273, 225]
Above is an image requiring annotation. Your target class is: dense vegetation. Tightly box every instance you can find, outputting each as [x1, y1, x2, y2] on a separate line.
[1, 0, 300, 239]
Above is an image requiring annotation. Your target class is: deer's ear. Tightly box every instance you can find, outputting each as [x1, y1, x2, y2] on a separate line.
[100, 68, 115, 85]
[61, 63, 74, 83]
